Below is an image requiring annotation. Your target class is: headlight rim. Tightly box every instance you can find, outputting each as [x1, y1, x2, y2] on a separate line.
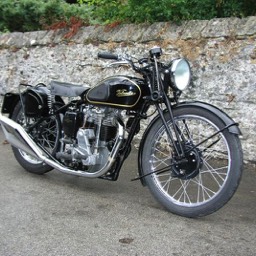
[168, 58, 191, 91]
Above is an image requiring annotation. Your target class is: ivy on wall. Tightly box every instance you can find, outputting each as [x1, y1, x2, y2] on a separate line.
[0, 0, 255, 32]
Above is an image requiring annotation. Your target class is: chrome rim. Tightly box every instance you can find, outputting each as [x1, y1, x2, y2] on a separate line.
[18, 150, 42, 164]
[149, 115, 231, 206]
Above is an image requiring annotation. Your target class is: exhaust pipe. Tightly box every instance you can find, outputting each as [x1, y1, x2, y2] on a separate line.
[0, 114, 124, 178]
[0, 115, 45, 159]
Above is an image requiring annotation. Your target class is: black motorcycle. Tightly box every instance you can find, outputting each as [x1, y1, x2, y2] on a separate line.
[0, 46, 243, 217]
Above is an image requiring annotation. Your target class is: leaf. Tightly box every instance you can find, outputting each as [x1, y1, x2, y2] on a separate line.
[119, 237, 134, 244]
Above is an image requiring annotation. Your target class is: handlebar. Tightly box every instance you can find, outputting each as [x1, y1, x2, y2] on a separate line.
[98, 51, 152, 74]
[98, 52, 119, 60]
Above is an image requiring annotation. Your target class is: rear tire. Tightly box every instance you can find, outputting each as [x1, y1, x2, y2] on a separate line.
[141, 106, 243, 217]
[11, 102, 61, 174]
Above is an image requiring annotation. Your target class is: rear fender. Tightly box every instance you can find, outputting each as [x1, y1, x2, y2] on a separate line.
[137, 100, 241, 186]
[1, 92, 65, 117]
[1, 93, 20, 117]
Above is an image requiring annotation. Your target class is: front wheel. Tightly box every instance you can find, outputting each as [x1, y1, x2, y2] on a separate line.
[141, 106, 243, 217]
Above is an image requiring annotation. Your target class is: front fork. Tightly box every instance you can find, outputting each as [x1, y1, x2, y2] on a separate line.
[155, 93, 186, 159]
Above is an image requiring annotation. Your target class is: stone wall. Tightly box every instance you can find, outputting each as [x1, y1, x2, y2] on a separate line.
[0, 17, 255, 164]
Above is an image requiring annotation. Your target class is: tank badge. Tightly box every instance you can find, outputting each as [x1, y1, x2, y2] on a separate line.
[116, 89, 136, 97]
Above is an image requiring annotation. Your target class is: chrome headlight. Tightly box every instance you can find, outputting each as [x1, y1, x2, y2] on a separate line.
[169, 58, 191, 91]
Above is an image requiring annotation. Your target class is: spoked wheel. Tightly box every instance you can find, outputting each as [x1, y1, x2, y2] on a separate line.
[11, 102, 61, 174]
[141, 106, 243, 217]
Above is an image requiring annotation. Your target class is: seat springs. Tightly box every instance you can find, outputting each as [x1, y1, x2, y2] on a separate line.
[46, 88, 54, 112]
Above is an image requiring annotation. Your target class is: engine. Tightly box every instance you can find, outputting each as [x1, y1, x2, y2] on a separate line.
[56, 105, 123, 172]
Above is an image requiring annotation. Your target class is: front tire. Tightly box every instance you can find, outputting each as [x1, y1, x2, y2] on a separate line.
[141, 106, 243, 217]
[11, 102, 61, 174]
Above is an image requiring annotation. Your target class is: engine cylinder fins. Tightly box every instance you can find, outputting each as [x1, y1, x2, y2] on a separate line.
[100, 125, 117, 142]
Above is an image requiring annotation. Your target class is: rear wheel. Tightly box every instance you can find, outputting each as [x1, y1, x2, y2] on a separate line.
[11, 102, 61, 174]
[141, 106, 243, 217]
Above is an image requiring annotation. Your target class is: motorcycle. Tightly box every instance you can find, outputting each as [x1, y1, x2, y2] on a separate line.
[0, 46, 243, 217]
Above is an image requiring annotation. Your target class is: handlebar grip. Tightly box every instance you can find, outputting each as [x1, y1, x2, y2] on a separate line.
[98, 52, 119, 60]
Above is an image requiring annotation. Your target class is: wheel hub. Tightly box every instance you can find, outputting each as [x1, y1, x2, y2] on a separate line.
[172, 143, 203, 180]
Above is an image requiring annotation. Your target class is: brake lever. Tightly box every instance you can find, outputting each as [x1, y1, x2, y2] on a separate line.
[138, 58, 149, 64]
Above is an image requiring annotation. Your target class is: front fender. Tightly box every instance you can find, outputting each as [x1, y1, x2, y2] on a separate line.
[137, 101, 241, 186]
[175, 101, 241, 135]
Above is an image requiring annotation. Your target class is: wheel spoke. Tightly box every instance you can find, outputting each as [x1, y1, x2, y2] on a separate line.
[16, 110, 59, 163]
[151, 156, 167, 169]
[177, 180, 192, 204]
[203, 159, 228, 184]
[160, 176, 172, 190]
[192, 175, 216, 202]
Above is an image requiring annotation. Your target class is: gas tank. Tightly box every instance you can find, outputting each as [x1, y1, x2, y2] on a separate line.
[86, 76, 145, 109]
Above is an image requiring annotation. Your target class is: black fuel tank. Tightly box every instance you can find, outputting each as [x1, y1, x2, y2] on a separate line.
[86, 76, 144, 109]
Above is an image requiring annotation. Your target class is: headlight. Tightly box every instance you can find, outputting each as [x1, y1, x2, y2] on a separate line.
[169, 58, 191, 91]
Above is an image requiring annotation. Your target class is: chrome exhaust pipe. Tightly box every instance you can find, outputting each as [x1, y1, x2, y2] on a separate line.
[0, 114, 45, 159]
[0, 114, 124, 178]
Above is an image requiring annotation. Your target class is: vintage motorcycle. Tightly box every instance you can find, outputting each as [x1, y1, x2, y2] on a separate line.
[0, 46, 243, 217]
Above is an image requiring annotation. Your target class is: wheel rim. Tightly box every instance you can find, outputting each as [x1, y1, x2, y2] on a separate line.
[149, 115, 231, 207]
[18, 150, 42, 164]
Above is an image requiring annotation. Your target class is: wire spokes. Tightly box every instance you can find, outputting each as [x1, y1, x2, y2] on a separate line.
[150, 115, 231, 206]
[17, 110, 59, 163]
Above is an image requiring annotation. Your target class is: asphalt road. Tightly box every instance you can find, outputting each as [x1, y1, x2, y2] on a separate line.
[0, 128, 255, 256]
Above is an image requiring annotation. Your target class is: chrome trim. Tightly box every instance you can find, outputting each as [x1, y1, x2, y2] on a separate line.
[106, 61, 131, 68]
[0, 114, 44, 159]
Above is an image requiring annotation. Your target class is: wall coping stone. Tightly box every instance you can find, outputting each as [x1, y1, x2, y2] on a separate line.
[0, 17, 255, 49]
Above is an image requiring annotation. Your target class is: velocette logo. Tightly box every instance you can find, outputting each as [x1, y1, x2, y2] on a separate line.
[116, 89, 136, 97]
